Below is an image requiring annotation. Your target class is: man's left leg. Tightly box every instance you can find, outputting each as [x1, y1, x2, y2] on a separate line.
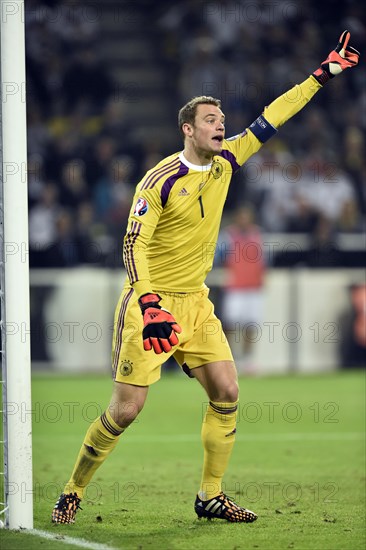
[193, 361, 257, 523]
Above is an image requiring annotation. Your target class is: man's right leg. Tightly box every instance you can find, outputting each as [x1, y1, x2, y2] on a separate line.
[52, 382, 148, 524]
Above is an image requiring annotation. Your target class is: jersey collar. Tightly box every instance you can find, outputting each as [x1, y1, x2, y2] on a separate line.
[178, 152, 212, 172]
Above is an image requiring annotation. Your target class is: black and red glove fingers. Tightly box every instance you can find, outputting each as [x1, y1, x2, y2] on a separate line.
[313, 30, 360, 86]
[138, 293, 182, 354]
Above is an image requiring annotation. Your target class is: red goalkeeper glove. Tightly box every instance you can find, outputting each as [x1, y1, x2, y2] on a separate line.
[138, 293, 182, 354]
[312, 30, 360, 86]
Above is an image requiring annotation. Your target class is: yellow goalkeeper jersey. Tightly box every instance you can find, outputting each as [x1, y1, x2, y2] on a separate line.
[123, 76, 321, 296]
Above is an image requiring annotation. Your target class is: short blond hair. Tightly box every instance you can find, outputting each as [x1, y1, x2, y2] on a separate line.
[178, 96, 221, 138]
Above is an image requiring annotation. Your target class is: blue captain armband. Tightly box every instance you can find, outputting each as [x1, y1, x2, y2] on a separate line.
[248, 115, 277, 143]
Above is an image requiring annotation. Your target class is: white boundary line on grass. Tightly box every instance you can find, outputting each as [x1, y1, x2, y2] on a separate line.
[25, 529, 118, 550]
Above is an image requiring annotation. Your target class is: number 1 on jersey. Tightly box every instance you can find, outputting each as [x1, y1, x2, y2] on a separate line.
[198, 195, 205, 218]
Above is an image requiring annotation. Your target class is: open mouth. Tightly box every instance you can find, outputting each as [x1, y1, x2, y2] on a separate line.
[212, 135, 224, 143]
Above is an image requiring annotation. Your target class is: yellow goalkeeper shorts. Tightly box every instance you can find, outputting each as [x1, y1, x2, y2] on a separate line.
[112, 286, 233, 386]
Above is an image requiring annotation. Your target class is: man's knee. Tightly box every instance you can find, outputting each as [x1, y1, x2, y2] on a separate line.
[211, 381, 239, 403]
[109, 399, 143, 427]
[108, 383, 148, 428]
[221, 381, 239, 403]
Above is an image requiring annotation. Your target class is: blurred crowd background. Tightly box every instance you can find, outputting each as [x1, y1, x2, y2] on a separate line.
[26, 0, 365, 269]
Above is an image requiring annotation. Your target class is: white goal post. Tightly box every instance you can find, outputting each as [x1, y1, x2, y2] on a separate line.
[0, 0, 33, 529]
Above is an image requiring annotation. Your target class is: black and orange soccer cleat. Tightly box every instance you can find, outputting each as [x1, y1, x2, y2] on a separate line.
[195, 492, 257, 523]
[52, 492, 82, 524]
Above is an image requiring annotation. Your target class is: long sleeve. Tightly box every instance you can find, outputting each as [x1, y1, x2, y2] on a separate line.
[122, 154, 185, 297]
[224, 76, 322, 166]
[263, 76, 322, 128]
[123, 186, 163, 298]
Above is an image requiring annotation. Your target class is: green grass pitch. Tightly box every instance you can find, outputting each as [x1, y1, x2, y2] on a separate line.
[1, 369, 365, 549]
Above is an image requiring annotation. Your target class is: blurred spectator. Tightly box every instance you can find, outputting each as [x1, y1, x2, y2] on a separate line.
[297, 158, 359, 232]
[94, 155, 135, 235]
[25, 1, 55, 114]
[200, 0, 244, 54]
[343, 126, 366, 218]
[48, 205, 106, 267]
[27, 106, 51, 157]
[142, 151, 164, 173]
[85, 136, 118, 187]
[158, 1, 206, 60]
[245, 151, 307, 232]
[99, 99, 132, 142]
[179, 36, 227, 101]
[59, 159, 90, 209]
[29, 183, 61, 267]
[75, 201, 116, 266]
[46, 128, 89, 183]
[296, 108, 336, 153]
[217, 205, 266, 374]
[339, 284, 366, 368]
[49, 0, 100, 48]
[76, 201, 97, 243]
[306, 216, 343, 267]
[28, 153, 46, 208]
[62, 47, 114, 112]
[50, 209, 85, 267]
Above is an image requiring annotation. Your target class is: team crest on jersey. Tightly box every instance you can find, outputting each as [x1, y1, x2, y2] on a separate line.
[133, 197, 148, 216]
[119, 359, 133, 376]
[211, 160, 223, 179]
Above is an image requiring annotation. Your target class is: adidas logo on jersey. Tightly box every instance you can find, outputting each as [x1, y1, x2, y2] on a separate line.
[178, 188, 190, 196]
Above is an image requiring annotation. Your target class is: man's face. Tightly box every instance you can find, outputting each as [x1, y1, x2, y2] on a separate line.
[186, 104, 226, 156]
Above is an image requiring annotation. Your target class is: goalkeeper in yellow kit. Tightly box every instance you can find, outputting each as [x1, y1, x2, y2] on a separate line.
[52, 31, 359, 524]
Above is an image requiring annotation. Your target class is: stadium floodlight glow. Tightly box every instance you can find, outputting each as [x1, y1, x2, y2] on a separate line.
[0, 0, 33, 529]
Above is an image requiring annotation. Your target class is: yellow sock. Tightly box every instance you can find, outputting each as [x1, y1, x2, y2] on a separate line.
[64, 409, 124, 498]
[199, 400, 238, 501]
